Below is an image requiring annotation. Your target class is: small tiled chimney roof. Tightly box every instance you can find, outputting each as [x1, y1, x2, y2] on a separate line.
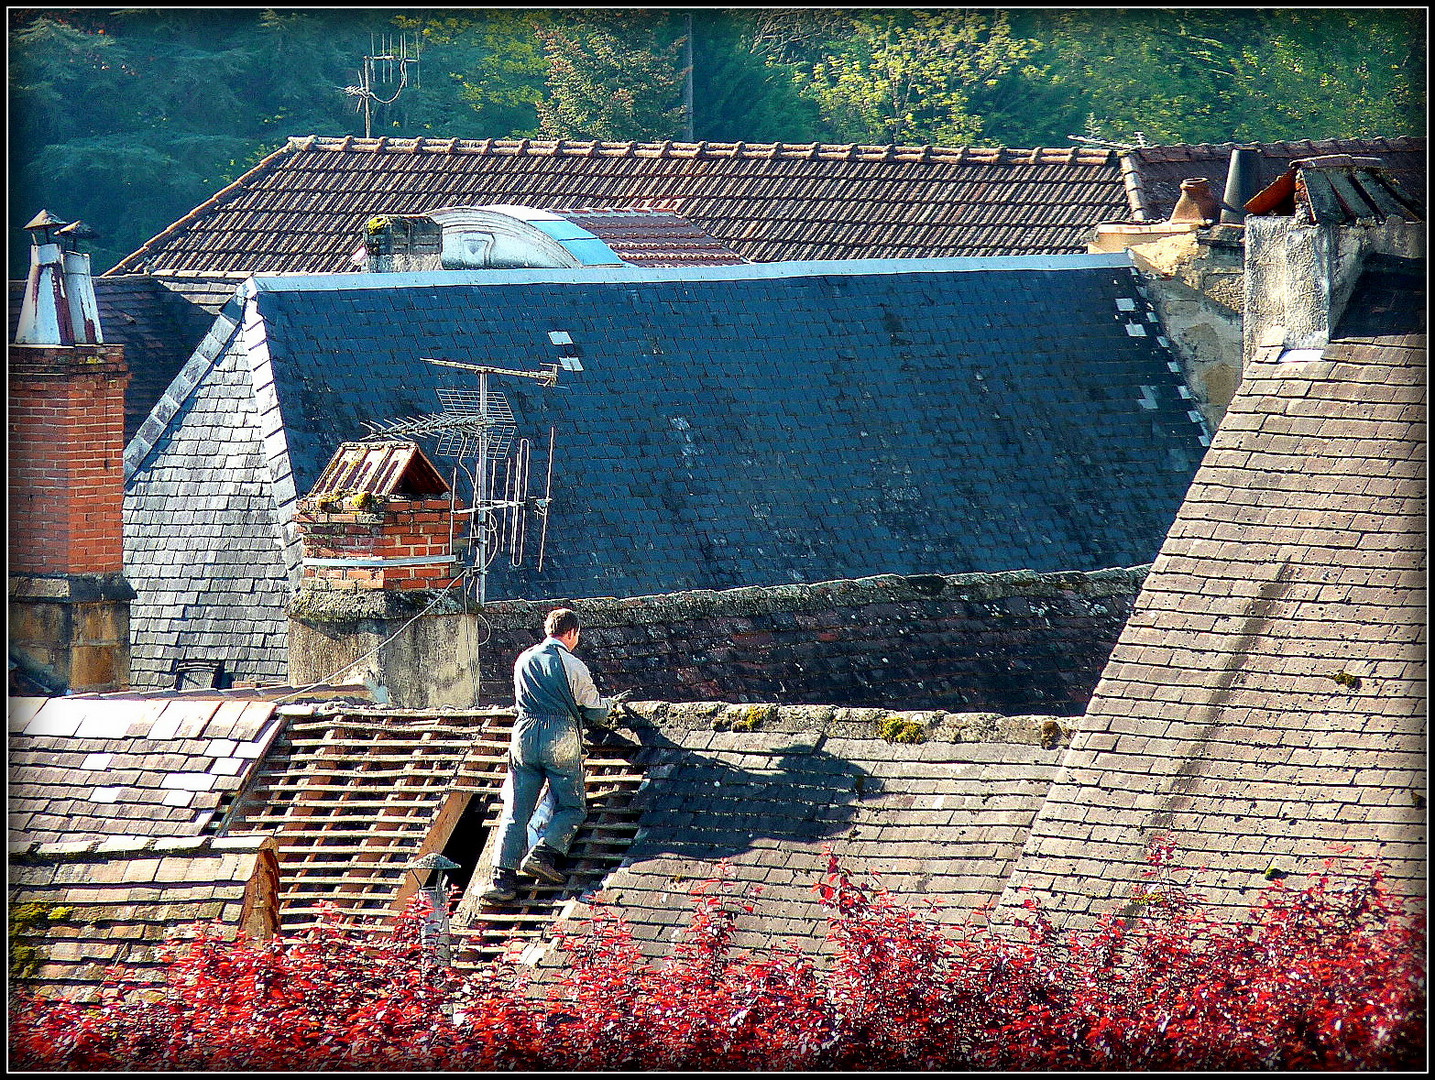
[1244, 155, 1423, 224]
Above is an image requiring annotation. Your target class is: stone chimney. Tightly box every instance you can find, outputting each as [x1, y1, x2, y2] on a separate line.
[360, 214, 443, 273]
[9, 211, 135, 694]
[1242, 155, 1424, 363]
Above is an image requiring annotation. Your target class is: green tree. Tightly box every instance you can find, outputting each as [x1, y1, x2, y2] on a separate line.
[688, 11, 822, 142]
[797, 10, 1045, 145]
[393, 10, 547, 137]
[1039, 9, 1424, 145]
[534, 11, 687, 140]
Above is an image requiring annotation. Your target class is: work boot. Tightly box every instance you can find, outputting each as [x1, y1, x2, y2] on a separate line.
[519, 842, 566, 884]
[479, 867, 518, 903]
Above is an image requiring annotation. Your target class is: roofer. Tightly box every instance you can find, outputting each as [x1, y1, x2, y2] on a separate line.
[480, 608, 626, 903]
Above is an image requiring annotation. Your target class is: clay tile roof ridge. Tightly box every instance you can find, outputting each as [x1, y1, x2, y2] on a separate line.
[291, 133, 1114, 166]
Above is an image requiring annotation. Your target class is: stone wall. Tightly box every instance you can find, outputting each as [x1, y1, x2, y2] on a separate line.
[1092, 223, 1244, 429]
[289, 566, 1147, 714]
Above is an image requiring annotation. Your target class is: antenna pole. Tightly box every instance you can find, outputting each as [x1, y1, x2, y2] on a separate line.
[477, 371, 489, 606]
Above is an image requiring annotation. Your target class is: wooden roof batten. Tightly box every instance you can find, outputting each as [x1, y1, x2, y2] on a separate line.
[217, 706, 648, 970]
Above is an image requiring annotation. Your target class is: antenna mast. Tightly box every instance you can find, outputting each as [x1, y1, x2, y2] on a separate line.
[343, 33, 421, 138]
[361, 358, 561, 606]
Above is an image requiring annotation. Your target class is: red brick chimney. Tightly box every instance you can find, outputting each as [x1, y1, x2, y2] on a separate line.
[9, 211, 134, 694]
[294, 441, 466, 593]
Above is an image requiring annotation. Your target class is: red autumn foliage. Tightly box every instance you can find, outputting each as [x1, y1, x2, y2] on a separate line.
[9, 851, 1425, 1071]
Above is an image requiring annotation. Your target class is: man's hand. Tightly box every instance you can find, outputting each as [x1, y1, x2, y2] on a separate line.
[608, 688, 634, 706]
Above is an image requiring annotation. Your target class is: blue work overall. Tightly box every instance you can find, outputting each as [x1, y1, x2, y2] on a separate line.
[493, 638, 605, 870]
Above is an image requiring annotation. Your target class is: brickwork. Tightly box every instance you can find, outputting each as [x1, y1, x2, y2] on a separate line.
[295, 494, 464, 591]
[8, 344, 129, 576]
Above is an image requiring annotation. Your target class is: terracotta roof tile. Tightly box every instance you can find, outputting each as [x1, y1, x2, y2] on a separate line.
[107, 137, 1132, 274]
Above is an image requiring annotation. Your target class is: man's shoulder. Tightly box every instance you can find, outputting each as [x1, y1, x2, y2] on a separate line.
[517, 638, 558, 661]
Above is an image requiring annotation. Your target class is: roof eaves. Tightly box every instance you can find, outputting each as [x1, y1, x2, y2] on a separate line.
[243, 252, 1138, 295]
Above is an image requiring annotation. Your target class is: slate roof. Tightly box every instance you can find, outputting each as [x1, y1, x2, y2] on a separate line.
[994, 254, 1426, 930]
[535, 706, 1068, 970]
[8, 834, 278, 1002]
[103, 135, 1425, 276]
[8, 694, 286, 846]
[9, 697, 1071, 991]
[122, 256, 1210, 688]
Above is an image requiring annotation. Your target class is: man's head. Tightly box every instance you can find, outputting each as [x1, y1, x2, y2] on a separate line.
[545, 607, 580, 648]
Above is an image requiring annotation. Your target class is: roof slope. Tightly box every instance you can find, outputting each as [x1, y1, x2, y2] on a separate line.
[9, 695, 284, 846]
[538, 706, 1067, 969]
[7, 274, 222, 443]
[8, 834, 278, 1002]
[1124, 137, 1425, 221]
[107, 137, 1130, 273]
[105, 135, 1425, 276]
[121, 257, 1210, 686]
[994, 255, 1426, 929]
[557, 207, 748, 266]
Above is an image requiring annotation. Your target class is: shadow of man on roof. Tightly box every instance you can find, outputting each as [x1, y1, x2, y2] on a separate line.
[595, 711, 884, 864]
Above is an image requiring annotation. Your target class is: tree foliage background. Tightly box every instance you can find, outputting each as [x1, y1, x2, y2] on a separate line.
[9, 7, 1425, 274]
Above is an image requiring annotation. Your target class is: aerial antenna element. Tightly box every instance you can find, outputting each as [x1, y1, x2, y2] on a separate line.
[361, 358, 560, 604]
[343, 33, 421, 138]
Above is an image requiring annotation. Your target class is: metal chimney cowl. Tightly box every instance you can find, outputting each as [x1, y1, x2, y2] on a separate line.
[1220, 147, 1261, 225]
[14, 210, 104, 346]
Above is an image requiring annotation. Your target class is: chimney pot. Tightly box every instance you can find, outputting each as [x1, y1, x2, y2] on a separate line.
[1169, 177, 1222, 225]
[1220, 147, 1261, 224]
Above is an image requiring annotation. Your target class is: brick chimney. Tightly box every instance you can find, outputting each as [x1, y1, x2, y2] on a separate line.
[294, 441, 466, 593]
[9, 211, 135, 694]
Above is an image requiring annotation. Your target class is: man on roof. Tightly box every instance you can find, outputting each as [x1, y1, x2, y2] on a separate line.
[480, 608, 627, 903]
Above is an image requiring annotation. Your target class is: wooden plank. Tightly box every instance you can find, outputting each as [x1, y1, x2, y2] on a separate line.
[1360, 174, 1421, 220]
[1299, 171, 1345, 224]
[1325, 170, 1378, 222]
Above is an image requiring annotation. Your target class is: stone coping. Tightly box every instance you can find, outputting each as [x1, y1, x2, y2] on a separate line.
[290, 565, 1148, 626]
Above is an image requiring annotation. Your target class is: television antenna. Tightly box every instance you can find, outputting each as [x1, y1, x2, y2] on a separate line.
[361, 357, 561, 604]
[343, 33, 421, 138]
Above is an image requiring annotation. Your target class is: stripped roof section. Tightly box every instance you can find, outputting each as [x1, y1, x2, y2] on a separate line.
[1124, 137, 1425, 221]
[1243, 156, 1423, 225]
[219, 707, 647, 970]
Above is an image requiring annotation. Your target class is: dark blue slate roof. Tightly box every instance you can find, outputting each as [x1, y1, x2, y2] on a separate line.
[250, 257, 1206, 601]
